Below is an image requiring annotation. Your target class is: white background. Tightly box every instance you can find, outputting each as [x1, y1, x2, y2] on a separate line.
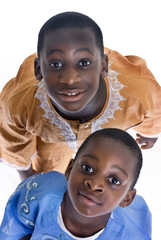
[0, 0, 160, 239]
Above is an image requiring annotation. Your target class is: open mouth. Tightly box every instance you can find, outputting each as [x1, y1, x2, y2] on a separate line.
[57, 89, 86, 102]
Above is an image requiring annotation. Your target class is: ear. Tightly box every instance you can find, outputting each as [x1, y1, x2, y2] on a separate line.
[101, 54, 108, 78]
[34, 57, 43, 80]
[65, 159, 75, 180]
[119, 189, 136, 208]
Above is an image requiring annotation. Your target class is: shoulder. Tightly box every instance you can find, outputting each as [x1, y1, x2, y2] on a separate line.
[11, 171, 66, 215]
[15, 52, 37, 81]
[36, 171, 67, 193]
[105, 47, 155, 83]
[105, 47, 157, 109]
[125, 194, 151, 230]
[113, 195, 151, 239]
[105, 47, 147, 69]
[0, 53, 43, 122]
[20, 171, 67, 196]
[0, 53, 38, 104]
[9, 171, 67, 206]
[1, 171, 66, 236]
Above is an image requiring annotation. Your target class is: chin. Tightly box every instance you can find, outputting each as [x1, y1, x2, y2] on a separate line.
[74, 205, 101, 218]
[58, 103, 87, 115]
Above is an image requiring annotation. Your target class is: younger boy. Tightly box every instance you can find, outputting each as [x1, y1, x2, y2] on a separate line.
[0, 128, 151, 239]
[0, 11, 161, 180]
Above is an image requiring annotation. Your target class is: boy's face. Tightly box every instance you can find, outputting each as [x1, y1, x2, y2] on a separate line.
[66, 137, 136, 218]
[35, 28, 107, 116]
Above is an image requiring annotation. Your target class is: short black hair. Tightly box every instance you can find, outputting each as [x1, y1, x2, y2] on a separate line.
[75, 128, 143, 189]
[37, 11, 104, 58]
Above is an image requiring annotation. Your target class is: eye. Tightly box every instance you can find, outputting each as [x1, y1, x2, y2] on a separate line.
[109, 177, 121, 186]
[82, 164, 94, 173]
[78, 59, 91, 67]
[49, 61, 63, 69]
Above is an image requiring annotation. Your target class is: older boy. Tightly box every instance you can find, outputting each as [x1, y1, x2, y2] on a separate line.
[0, 128, 151, 239]
[0, 12, 161, 180]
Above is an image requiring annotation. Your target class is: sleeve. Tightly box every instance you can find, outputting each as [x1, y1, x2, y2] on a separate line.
[0, 178, 35, 240]
[125, 194, 152, 239]
[0, 54, 37, 170]
[0, 100, 37, 170]
[106, 48, 161, 137]
[132, 64, 161, 137]
[0, 172, 64, 240]
[121, 53, 161, 137]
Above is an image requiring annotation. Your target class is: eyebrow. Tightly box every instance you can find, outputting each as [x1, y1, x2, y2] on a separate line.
[46, 49, 64, 57]
[74, 48, 94, 56]
[46, 47, 94, 58]
[111, 165, 128, 177]
[82, 154, 99, 162]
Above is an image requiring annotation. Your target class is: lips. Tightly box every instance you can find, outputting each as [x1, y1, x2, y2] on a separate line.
[57, 89, 86, 102]
[58, 88, 85, 95]
[78, 190, 102, 206]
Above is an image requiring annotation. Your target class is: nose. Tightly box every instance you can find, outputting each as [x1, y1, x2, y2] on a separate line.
[60, 67, 81, 85]
[84, 177, 104, 193]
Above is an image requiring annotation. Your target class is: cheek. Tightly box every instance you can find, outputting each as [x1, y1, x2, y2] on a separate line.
[43, 74, 59, 97]
[84, 73, 100, 94]
[67, 172, 79, 192]
[103, 198, 120, 213]
[43, 72, 58, 86]
[43, 82, 56, 101]
[67, 176, 80, 205]
[41, 63, 58, 83]
[103, 188, 128, 212]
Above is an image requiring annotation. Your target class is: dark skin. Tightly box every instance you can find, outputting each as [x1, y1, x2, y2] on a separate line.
[61, 137, 136, 237]
[18, 28, 108, 180]
[136, 133, 158, 149]
[18, 136, 136, 238]
[18, 27, 157, 180]
[35, 28, 108, 123]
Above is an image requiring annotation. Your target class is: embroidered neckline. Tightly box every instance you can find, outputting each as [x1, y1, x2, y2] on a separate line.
[35, 81, 77, 151]
[91, 63, 126, 132]
[34, 64, 126, 151]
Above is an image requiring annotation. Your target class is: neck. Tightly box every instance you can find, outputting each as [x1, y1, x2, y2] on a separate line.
[61, 192, 110, 238]
[52, 78, 107, 123]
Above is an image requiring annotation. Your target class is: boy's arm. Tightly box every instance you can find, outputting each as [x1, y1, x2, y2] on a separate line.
[128, 56, 161, 146]
[107, 49, 161, 149]
[0, 99, 37, 174]
[0, 117, 37, 175]
[0, 53, 38, 173]
[0, 179, 35, 240]
[133, 85, 161, 148]
[133, 78, 161, 148]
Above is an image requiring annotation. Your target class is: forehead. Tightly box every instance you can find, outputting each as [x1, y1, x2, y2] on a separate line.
[78, 137, 137, 172]
[42, 28, 98, 54]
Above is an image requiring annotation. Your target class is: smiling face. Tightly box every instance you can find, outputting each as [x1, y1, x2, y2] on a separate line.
[35, 27, 108, 119]
[66, 136, 136, 218]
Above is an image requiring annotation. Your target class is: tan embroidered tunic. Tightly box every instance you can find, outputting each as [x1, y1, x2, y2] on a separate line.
[0, 48, 161, 173]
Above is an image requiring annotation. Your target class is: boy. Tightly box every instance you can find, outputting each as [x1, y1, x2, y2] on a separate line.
[0, 128, 151, 239]
[0, 12, 161, 180]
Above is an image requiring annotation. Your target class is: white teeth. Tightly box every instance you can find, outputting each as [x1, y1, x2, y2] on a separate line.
[65, 92, 79, 96]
